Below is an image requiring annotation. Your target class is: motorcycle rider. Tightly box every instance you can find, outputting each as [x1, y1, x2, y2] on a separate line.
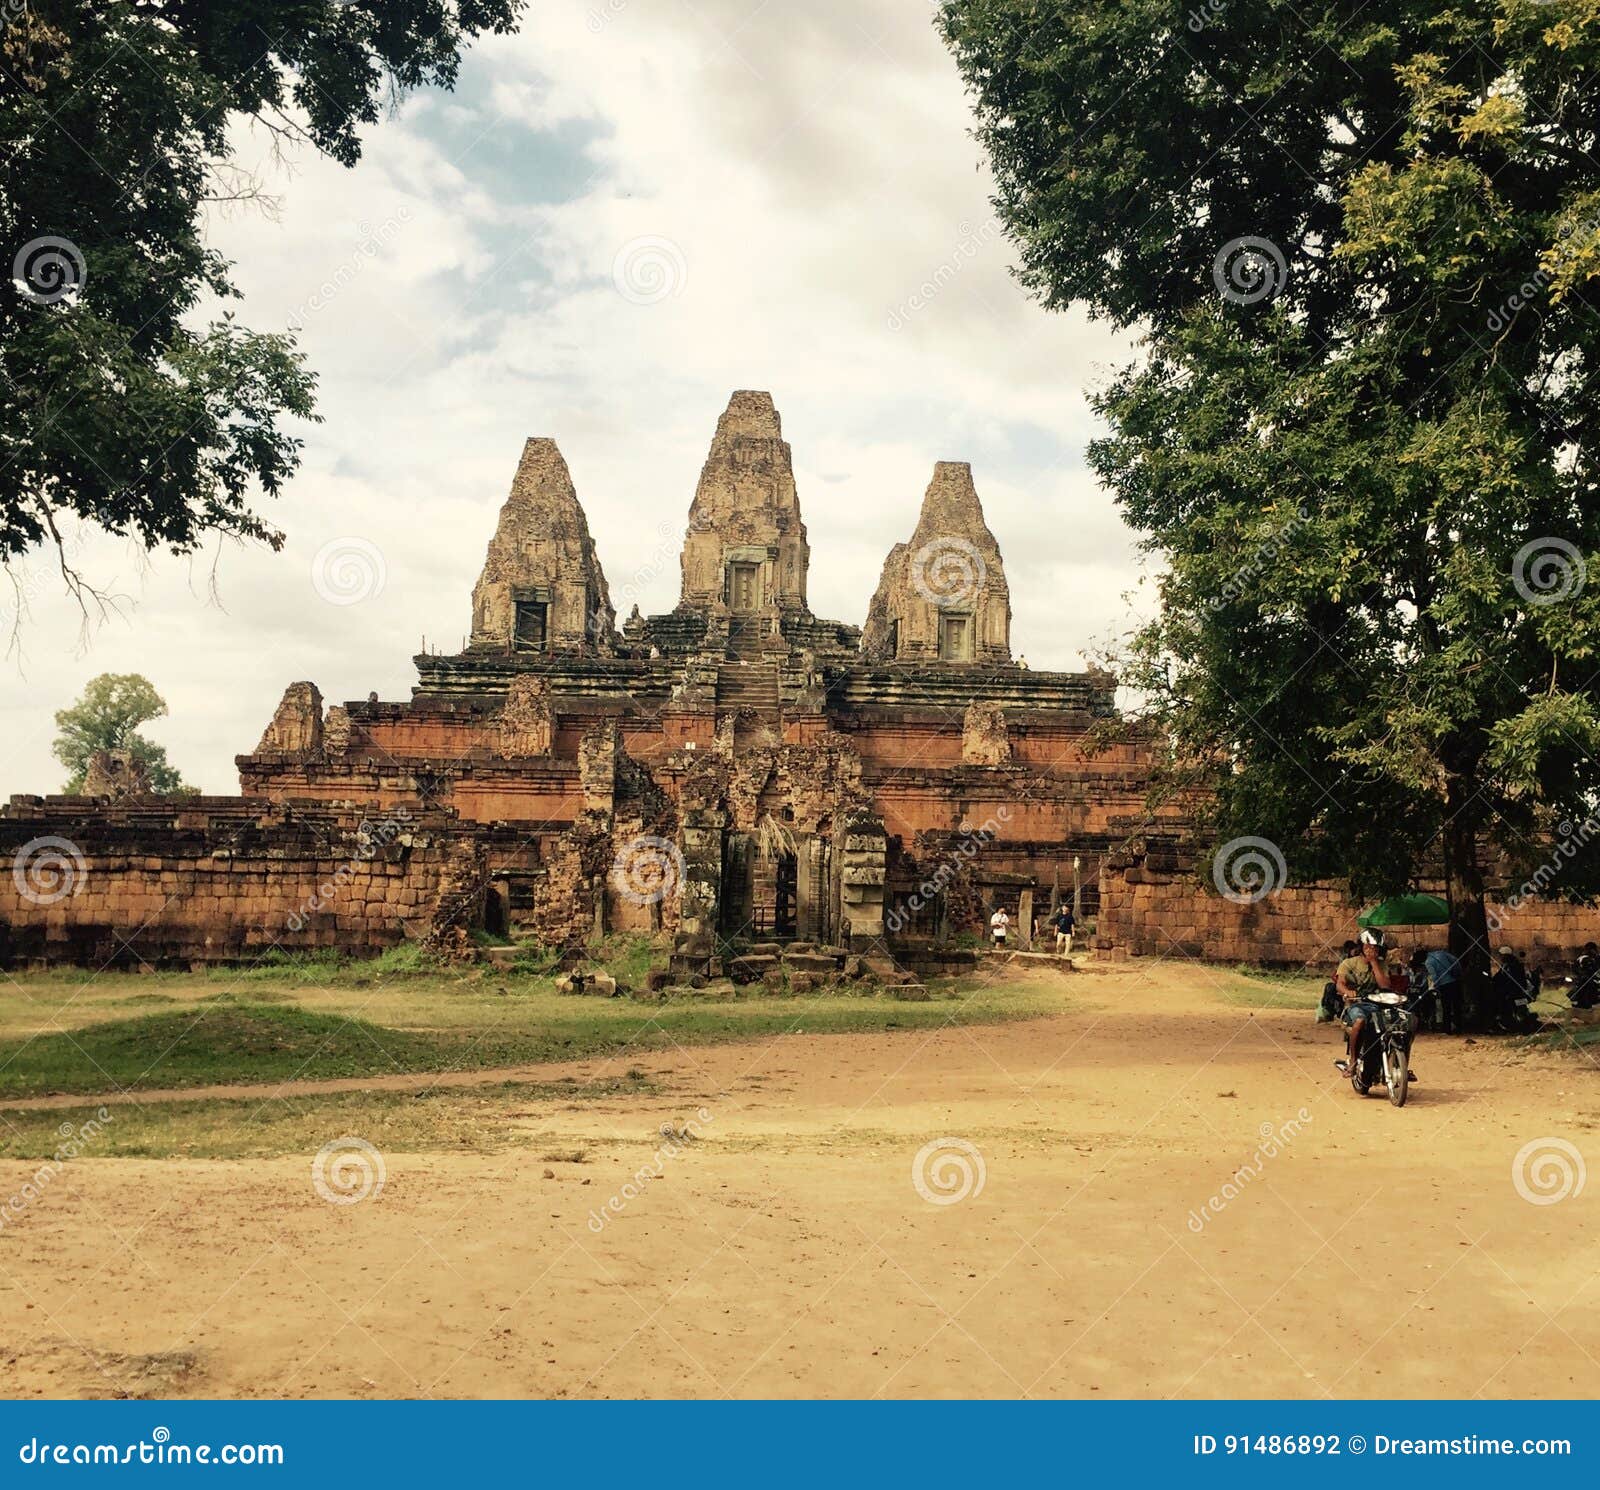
[1334, 930, 1396, 1085]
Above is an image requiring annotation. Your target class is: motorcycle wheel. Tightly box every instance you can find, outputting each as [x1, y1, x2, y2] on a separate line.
[1383, 1043, 1408, 1108]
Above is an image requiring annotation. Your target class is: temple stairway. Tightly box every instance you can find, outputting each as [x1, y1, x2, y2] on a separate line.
[716, 661, 781, 750]
[726, 615, 765, 660]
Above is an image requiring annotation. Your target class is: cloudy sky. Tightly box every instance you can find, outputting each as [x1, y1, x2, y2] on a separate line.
[0, 1, 1148, 796]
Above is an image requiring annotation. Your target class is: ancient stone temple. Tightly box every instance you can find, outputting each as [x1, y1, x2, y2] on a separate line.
[0, 391, 1165, 974]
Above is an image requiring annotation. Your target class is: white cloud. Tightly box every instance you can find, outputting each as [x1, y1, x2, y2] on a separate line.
[0, 1, 1149, 796]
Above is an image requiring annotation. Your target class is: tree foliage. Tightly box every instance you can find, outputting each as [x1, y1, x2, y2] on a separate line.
[1, 1, 523, 583]
[942, 1, 1600, 1006]
[53, 671, 189, 793]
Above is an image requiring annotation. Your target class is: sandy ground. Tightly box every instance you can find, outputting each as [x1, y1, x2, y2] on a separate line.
[1, 961, 1596, 1400]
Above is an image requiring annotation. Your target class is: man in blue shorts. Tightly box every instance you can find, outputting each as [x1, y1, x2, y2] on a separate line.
[1334, 930, 1397, 1086]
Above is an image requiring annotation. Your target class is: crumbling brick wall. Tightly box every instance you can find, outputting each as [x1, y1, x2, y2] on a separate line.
[1098, 851, 1600, 971]
[527, 724, 680, 945]
[0, 800, 469, 969]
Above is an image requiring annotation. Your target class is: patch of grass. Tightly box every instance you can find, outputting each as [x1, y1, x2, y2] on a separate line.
[201, 987, 295, 1005]
[232, 942, 434, 982]
[505, 943, 562, 977]
[1213, 968, 1323, 1010]
[1531, 1018, 1600, 1052]
[581, 933, 660, 986]
[0, 975, 1066, 1100]
[0, 1078, 654, 1161]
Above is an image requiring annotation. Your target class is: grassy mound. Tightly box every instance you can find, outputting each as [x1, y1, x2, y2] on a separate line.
[0, 1004, 453, 1097]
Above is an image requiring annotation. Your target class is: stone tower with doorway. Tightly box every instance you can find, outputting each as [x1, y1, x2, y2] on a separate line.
[468, 437, 616, 656]
[861, 461, 1011, 665]
[676, 390, 812, 658]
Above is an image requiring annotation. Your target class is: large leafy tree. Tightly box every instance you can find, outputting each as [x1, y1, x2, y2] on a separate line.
[53, 671, 190, 793]
[1, 1, 523, 589]
[942, 1, 1600, 1019]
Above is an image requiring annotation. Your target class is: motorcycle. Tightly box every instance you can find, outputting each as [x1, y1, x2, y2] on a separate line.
[1338, 989, 1418, 1107]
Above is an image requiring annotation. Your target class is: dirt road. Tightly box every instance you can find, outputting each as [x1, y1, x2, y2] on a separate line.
[2, 963, 1595, 1399]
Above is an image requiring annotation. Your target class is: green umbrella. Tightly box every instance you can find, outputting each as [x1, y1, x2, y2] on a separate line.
[1356, 893, 1450, 928]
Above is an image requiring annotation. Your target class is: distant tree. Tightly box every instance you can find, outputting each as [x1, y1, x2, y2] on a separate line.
[1, 1, 525, 601]
[942, 1, 1600, 1024]
[53, 673, 190, 794]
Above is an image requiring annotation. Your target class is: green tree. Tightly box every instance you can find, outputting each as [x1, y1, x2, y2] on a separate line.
[942, 1, 1600, 1022]
[53, 672, 190, 794]
[1, 1, 523, 588]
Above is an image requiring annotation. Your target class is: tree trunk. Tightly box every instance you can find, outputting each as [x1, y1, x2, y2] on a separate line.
[1443, 776, 1492, 1029]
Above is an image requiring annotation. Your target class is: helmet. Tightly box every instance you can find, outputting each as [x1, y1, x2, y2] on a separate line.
[1360, 928, 1385, 948]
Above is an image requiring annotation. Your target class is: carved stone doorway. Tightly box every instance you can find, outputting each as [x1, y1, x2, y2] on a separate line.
[729, 561, 760, 612]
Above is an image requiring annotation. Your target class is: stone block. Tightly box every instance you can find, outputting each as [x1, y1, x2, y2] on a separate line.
[784, 953, 839, 975]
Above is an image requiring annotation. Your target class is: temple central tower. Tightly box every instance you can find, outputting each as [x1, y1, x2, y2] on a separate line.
[677, 390, 810, 618]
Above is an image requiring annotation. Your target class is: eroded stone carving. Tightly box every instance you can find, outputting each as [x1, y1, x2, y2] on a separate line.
[495, 677, 553, 758]
[323, 706, 352, 759]
[962, 700, 1011, 765]
[257, 682, 324, 756]
[83, 749, 152, 798]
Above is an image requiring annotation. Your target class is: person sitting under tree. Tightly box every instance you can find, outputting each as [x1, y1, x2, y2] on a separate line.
[1424, 944, 1462, 1035]
[1493, 946, 1540, 1033]
[1407, 948, 1436, 1030]
[1571, 941, 1600, 1012]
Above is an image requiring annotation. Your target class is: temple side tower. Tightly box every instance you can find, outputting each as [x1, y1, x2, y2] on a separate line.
[469, 438, 616, 655]
[861, 461, 1011, 665]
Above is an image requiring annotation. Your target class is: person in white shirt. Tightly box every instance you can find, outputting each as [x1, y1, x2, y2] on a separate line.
[989, 907, 1010, 946]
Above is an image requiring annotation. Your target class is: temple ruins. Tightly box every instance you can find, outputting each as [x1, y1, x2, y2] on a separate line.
[8, 390, 1595, 977]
